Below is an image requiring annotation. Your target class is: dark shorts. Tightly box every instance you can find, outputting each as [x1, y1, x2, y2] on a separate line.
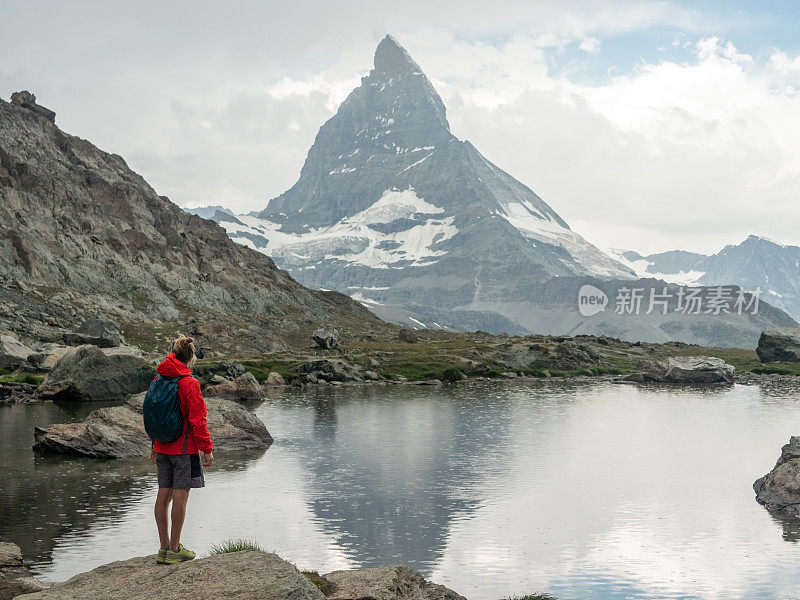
[156, 453, 205, 490]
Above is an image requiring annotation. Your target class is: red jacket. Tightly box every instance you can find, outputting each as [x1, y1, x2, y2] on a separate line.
[151, 353, 213, 455]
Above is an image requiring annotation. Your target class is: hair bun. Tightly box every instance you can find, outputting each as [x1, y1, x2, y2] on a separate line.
[172, 335, 196, 364]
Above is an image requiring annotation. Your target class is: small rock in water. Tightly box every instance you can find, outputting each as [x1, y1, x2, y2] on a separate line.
[322, 564, 466, 600]
[0, 541, 47, 597]
[754, 436, 800, 516]
[623, 356, 734, 384]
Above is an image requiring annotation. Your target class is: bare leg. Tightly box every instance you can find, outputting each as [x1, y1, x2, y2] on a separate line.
[169, 489, 191, 550]
[154, 488, 172, 549]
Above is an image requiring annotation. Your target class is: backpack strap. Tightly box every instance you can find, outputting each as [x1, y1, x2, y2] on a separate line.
[182, 421, 191, 455]
[173, 375, 190, 455]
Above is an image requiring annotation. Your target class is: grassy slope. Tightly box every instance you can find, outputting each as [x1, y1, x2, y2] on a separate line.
[193, 331, 800, 383]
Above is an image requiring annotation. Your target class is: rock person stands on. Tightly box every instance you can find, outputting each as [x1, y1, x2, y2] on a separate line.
[147, 335, 213, 564]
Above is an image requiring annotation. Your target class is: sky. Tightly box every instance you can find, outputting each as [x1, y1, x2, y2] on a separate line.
[2, 0, 800, 255]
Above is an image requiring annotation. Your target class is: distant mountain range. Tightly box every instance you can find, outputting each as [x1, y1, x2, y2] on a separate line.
[609, 235, 800, 322]
[186, 36, 797, 348]
[183, 205, 234, 220]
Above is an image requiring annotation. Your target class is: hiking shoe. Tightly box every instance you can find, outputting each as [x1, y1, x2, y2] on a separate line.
[156, 547, 168, 564]
[164, 544, 196, 564]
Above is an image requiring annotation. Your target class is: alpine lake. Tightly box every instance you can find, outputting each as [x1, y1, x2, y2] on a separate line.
[2, 379, 800, 600]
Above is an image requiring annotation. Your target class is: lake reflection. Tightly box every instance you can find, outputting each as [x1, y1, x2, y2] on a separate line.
[3, 380, 800, 599]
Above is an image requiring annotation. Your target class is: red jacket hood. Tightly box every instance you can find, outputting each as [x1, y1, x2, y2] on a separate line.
[157, 353, 193, 378]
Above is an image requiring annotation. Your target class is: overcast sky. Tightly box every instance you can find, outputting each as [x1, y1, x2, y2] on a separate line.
[3, 0, 800, 254]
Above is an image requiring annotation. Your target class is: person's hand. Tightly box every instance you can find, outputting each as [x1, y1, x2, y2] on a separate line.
[149, 448, 157, 464]
[203, 452, 214, 467]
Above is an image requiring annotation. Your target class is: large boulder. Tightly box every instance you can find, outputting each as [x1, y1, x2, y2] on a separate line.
[398, 328, 418, 343]
[63, 318, 122, 348]
[32, 392, 273, 458]
[757, 328, 800, 363]
[624, 356, 734, 384]
[312, 327, 339, 349]
[0, 334, 34, 370]
[754, 436, 800, 516]
[37, 345, 155, 402]
[322, 565, 466, 600]
[204, 372, 265, 402]
[14, 551, 323, 600]
[265, 371, 286, 385]
[0, 541, 46, 600]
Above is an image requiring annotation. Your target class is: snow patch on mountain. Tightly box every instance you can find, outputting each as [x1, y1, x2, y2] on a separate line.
[607, 248, 706, 285]
[222, 188, 456, 270]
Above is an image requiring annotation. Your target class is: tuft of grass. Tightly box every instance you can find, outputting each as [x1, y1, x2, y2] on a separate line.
[0, 372, 44, 385]
[499, 595, 558, 600]
[440, 367, 464, 382]
[208, 538, 264, 554]
[301, 570, 332, 594]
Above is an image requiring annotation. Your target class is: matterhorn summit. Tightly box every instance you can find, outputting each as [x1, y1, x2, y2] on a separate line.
[219, 35, 635, 332]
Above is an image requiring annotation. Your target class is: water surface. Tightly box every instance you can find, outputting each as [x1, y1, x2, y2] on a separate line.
[2, 380, 800, 599]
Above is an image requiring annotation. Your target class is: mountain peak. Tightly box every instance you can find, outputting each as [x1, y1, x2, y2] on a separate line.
[374, 34, 422, 76]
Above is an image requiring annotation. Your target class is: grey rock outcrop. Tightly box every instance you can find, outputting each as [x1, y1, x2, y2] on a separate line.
[398, 328, 418, 343]
[10, 91, 55, 123]
[754, 436, 800, 516]
[15, 551, 323, 600]
[265, 371, 286, 385]
[624, 356, 735, 384]
[63, 318, 122, 348]
[37, 345, 155, 402]
[0, 382, 38, 407]
[297, 359, 363, 383]
[32, 392, 273, 458]
[0, 541, 46, 600]
[757, 328, 800, 362]
[0, 334, 34, 369]
[204, 372, 265, 403]
[312, 327, 340, 349]
[322, 565, 466, 600]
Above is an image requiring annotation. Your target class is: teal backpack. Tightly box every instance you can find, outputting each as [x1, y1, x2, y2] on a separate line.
[143, 375, 188, 444]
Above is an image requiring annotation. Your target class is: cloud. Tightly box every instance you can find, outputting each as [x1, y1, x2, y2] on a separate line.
[1, 1, 798, 252]
[578, 36, 602, 54]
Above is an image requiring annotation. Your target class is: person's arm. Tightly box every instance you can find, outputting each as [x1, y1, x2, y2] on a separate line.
[184, 378, 214, 462]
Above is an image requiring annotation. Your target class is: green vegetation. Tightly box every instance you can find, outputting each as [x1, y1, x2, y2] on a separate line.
[136, 323, 800, 385]
[301, 570, 332, 594]
[441, 367, 464, 382]
[0, 371, 44, 385]
[208, 538, 265, 555]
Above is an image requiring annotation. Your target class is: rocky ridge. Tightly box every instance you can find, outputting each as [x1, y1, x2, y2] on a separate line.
[0, 91, 382, 355]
